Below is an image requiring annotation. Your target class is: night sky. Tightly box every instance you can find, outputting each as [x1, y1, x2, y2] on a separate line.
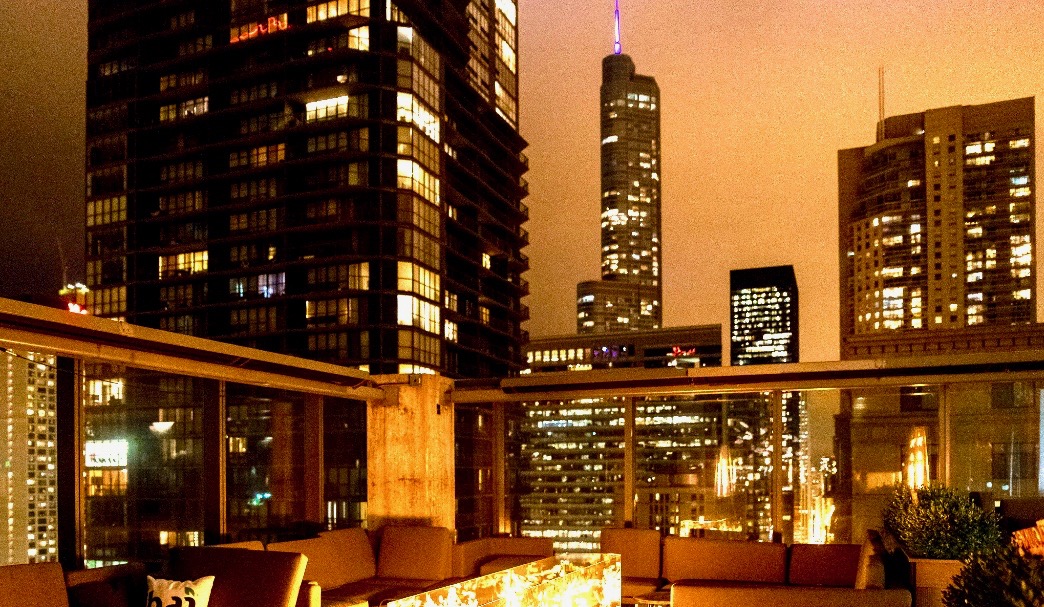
[5, 0, 1044, 367]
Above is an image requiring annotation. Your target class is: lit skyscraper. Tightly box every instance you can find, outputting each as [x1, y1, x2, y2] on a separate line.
[84, 0, 529, 379]
[838, 97, 1034, 345]
[730, 265, 799, 365]
[1, 350, 58, 565]
[577, 7, 661, 333]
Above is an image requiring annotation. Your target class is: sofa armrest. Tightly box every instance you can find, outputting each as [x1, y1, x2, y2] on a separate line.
[295, 580, 320, 607]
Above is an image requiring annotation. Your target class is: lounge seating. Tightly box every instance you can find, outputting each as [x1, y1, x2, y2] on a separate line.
[599, 527, 664, 601]
[663, 537, 911, 607]
[1, 547, 307, 607]
[452, 536, 554, 578]
[267, 525, 454, 606]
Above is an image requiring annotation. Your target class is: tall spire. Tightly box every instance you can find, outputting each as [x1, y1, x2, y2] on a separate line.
[613, 0, 622, 54]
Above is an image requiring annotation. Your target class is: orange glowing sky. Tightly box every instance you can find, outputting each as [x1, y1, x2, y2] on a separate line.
[518, 0, 1044, 362]
[4, 1, 1044, 367]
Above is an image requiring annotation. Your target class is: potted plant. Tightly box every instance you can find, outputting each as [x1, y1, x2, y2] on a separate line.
[882, 484, 1003, 607]
[943, 543, 1044, 607]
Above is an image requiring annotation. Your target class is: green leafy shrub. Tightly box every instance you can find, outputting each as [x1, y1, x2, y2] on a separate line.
[882, 484, 1003, 559]
[943, 544, 1044, 607]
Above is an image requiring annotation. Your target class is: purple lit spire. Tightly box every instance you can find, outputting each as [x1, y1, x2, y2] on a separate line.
[613, 0, 622, 54]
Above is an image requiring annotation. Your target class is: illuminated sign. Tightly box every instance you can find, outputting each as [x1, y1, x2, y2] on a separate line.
[230, 14, 288, 44]
[85, 439, 128, 468]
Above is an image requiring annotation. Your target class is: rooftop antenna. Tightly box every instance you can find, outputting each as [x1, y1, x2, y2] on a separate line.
[613, 0, 622, 54]
[876, 66, 885, 141]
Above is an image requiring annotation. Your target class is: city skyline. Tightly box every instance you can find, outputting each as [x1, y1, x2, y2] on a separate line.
[5, 1, 1044, 365]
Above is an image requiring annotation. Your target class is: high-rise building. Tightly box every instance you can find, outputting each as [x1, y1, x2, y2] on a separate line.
[1, 350, 58, 565]
[577, 9, 661, 333]
[838, 97, 1034, 347]
[729, 265, 799, 366]
[84, 0, 529, 379]
[729, 265, 801, 541]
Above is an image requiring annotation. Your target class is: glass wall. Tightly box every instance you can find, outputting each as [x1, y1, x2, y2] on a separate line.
[83, 364, 210, 566]
[324, 396, 367, 529]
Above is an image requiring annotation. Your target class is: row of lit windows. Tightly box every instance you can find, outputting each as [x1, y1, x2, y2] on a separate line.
[397, 294, 440, 334]
[307, 27, 370, 56]
[307, 262, 369, 291]
[159, 97, 208, 122]
[86, 286, 126, 316]
[396, 92, 440, 144]
[158, 251, 207, 279]
[305, 95, 367, 122]
[229, 273, 284, 299]
[306, 298, 359, 327]
[231, 177, 278, 201]
[86, 196, 126, 227]
[159, 191, 205, 215]
[159, 69, 204, 92]
[307, 129, 368, 155]
[160, 160, 203, 184]
[397, 261, 439, 301]
[229, 144, 285, 170]
[306, 0, 370, 23]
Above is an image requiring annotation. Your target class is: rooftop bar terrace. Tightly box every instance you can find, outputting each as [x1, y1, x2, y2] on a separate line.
[0, 297, 1041, 606]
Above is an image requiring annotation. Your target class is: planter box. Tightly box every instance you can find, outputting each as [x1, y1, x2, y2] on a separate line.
[906, 556, 963, 607]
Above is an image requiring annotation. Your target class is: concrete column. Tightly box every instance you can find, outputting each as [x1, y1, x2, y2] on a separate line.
[367, 374, 455, 532]
[937, 384, 951, 486]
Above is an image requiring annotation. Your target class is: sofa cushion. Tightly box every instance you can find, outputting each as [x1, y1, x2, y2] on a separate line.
[600, 528, 661, 580]
[621, 577, 662, 599]
[377, 526, 453, 581]
[662, 537, 786, 584]
[169, 546, 306, 607]
[319, 528, 377, 582]
[65, 563, 147, 607]
[788, 543, 862, 587]
[855, 538, 887, 590]
[270, 529, 376, 591]
[0, 562, 69, 607]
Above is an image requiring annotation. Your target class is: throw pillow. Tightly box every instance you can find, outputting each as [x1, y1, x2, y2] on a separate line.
[146, 575, 215, 607]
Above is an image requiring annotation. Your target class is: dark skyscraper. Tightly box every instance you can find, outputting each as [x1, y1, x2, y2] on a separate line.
[730, 265, 799, 365]
[838, 97, 1034, 349]
[84, 0, 529, 378]
[577, 11, 661, 334]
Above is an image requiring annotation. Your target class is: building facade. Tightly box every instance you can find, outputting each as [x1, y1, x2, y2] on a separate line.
[838, 97, 1034, 345]
[1, 350, 58, 565]
[577, 49, 661, 333]
[729, 265, 798, 366]
[85, 0, 529, 379]
[526, 325, 722, 372]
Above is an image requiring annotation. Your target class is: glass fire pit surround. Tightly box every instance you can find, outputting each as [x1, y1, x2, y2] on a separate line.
[387, 553, 622, 607]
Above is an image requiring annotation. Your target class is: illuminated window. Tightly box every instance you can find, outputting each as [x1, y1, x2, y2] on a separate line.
[306, 0, 370, 22]
[398, 261, 440, 300]
[306, 95, 367, 121]
[86, 286, 126, 316]
[1014, 289, 1032, 300]
[482, 253, 492, 270]
[396, 92, 440, 143]
[87, 196, 127, 226]
[158, 251, 208, 278]
[397, 159, 440, 204]
[305, 298, 355, 326]
[1010, 138, 1031, 149]
[397, 294, 440, 334]
[444, 319, 458, 342]
[480, 306, 490, 325]
[1010, 187, 1031, 197]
